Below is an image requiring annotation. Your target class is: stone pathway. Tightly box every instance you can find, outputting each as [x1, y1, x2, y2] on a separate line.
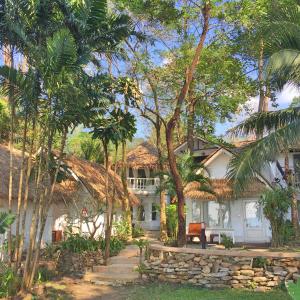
[84, 244, 140, 286]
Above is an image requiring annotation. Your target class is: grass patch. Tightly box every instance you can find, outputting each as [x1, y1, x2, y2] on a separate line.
[125, 283, 292, 300]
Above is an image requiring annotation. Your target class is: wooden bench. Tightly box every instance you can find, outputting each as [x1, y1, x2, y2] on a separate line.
[186, 223, 205, 243]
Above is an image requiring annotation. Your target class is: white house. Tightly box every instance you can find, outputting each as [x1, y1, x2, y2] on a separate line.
[115, 137, 300, 244]
[0, 144, 139, 248]
[122, 142, 162, 230]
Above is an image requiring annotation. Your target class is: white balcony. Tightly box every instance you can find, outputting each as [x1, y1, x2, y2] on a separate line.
[127, 177, 160, 194]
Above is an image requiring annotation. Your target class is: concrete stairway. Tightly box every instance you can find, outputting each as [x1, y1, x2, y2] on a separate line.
[84, 244, 140, 286]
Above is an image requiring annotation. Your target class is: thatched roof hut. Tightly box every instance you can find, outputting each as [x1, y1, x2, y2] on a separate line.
[125, 142, 159, 169]
[0, 144, 139, 206]
[184, 179, 267, 201]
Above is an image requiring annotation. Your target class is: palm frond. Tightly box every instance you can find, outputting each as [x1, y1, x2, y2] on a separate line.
[227, 120, 300, 193]
[46, 28, 78, 74]
[229, 106, 300, 136]
[266, 50, 300, 89]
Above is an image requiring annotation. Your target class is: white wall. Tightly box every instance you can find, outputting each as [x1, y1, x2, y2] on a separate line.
[205, 151, 231, 179]
[133, 195, 160, 230]
[186, 198, 272, 243]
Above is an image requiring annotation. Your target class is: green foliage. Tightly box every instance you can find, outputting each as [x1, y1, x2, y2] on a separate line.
[114, 219, 131, 242]
[0, 212, 15, 234]
[287, 278, 300, 300]
[159, 152, 212, 199]
[0, 263, 20, 298]
[35, 266, 56, 283]
[260, 188, 291, 247]
[252, 257, 268, 269]
[60, 233, 100, 254]
[99, 236, 125, 257]
[132, 225, 145, 238]
[166, 204, 178, 240]
[67, 131, 105, 163]
[221, 234, 234, 249]
[0, 100, 9, 141]
[133, 238, 149, 250]
[60, 233, 125, 257]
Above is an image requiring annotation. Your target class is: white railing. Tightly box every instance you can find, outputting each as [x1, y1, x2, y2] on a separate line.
[127, 177, 160, 194]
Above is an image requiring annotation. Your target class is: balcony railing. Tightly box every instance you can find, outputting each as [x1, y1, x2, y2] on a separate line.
[127, 177, 160, 194]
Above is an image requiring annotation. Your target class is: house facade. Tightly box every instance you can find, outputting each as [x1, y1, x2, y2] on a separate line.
[127, 137, 300, 244]
[0, 144, 139, 248]
[124, 142, 162, 230]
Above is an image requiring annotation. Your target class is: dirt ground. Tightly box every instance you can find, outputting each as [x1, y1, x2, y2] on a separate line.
[36, 277, 135, 300]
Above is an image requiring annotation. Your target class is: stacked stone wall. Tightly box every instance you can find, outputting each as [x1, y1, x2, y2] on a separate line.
[145, 245, 300, 291]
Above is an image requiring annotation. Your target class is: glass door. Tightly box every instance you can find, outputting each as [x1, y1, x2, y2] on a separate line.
[243, 200, 264, 242]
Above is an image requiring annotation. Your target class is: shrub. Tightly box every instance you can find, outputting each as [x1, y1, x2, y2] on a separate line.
[35, 266, 56, 283]
[260, 188, 291, 247]
[166, 204, 178, 240]
[252, 257, 268, 268]
[60, 233, 100, 253]
[0, 263, 20, 298]
[114, 219, 131, 242]
[132, 225, 144, 238]
[221, 234, 234, 249]
[99, 237, 125, 256]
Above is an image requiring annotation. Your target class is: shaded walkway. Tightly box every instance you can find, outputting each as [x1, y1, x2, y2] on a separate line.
[84, 244, 140, 285]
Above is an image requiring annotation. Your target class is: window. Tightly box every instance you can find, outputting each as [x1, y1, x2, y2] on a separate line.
[137, 168, 146, 178]
[152, 203, 158, 221]
[206, 201, 231, 228]
[192, 200, 201, 222]
[245, 201, 262, 228]
[138, 205, 145, 221]
[128, 167, 134, 178]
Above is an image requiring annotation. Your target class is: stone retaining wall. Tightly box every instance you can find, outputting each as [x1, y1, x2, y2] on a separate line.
[144, 244, 300, 291]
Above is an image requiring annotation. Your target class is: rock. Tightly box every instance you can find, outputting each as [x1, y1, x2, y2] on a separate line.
[255, 286, 270, 292]
[253, 277, 268, 282]
[232, 283, 245, 289]
[199, 260, 208, 266]
[232, 275, 252, 280]
[230, 280, 239, 284]
[293, 273, 300, 281]
[241, 265, 252, 270]
[240, 270, 255, 276]
[183, 254, 195, 261]
[193, 257, 201, 262]
[165, 268, 175, 273]
[287, 267, 298, 274]
[202, 266, 211, 274]
[267, 281, 278, 287]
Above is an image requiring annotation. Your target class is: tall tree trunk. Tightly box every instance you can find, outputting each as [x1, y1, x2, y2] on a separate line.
[187, 89, 196, 154]
[257, 39, 269, 139]
[14, 114, 28, 270]
[121, 141, 132, 238]
[165, 2, 211, 247]
[103, 142, 111, 265]
[284, 154, 300, 236]
[156, 122, 167, 241]
[17, 117, 37, 268]
[4, 44, 14, 263]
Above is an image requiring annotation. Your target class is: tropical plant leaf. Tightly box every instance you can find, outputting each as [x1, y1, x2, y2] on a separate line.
[0, 212, 15, 235]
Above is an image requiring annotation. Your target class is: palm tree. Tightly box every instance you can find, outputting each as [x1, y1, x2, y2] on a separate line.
[228, 2, 300, 233]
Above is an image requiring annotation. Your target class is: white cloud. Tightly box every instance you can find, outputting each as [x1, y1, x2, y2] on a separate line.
[216, 84, 300, 136]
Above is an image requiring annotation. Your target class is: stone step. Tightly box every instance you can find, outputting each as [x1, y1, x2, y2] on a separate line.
[84, 271, 139, 283]
[109, 257, 139, 264]
[92, 264, 138, 273]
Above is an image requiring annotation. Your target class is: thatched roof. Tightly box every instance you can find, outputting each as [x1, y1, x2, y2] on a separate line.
[125, 142, 159, 169]
[62, 155, 139, 206]
[184, 179, 267, 201]
[0, 144, 139, 206]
